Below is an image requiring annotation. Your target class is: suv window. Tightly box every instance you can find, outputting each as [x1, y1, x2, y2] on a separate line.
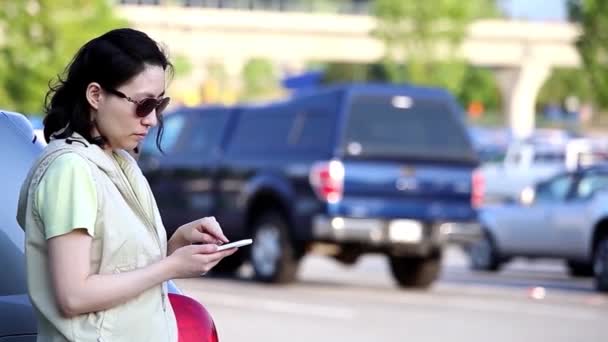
[343, 94, 475, 161]
[574, 172, 608, 200]
[226, 104, 296, 155]
[535, 174, 575, 202]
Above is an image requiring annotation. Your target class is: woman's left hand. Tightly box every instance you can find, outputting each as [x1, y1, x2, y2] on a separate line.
[170, 217, 230, 253]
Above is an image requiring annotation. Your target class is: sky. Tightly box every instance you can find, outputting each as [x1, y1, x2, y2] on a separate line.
[501, 0, 567, 21]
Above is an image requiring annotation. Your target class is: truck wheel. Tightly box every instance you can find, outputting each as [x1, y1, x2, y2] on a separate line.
[566, 260, 594, 277]
[469, 231, 501, 272]
[250, 212, 299, 283]
[388, 253, 441, 289]
[593, 236, 608, 292]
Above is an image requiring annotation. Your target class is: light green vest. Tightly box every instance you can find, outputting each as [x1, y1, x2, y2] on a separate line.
[17, 134, 178, 342]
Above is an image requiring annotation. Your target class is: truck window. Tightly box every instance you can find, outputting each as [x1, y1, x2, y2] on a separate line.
[226, 104, 296, 155]
[342, 94, 476, 162]
[534, 151, 565, 164]
[287, 94, 338, 153]
[182, 109, 230, 156]
[141, 112, 188, 156]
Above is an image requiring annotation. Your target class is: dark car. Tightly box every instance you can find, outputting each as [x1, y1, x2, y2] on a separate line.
[0, 110, 43, 342]
[139, 83, 482, 288]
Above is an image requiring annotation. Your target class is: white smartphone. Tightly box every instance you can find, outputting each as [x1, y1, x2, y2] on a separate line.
[216, 239, 253, 251]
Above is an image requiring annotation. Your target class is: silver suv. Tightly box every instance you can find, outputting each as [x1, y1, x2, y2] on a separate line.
[469, 166, 608, 292]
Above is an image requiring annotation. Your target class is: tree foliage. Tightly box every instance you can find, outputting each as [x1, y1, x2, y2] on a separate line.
[0, 0, 126, 114]
[372, 0, 498, 94]
[241, 58, 280, 100]
[567, 0, 608, 109]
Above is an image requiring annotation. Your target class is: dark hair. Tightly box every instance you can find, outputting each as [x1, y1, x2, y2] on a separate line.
[43, 28, 173, 151]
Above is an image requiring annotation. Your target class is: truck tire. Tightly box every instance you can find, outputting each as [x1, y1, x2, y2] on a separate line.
[469, 231, 501, 272]
[388, 253, 441, 289]
[250, 212, 300, 283]
[593, 236, 608, 292]
[566, 260, 594, 278]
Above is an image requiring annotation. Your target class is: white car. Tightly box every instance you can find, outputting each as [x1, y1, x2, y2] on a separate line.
[469, 166, 608, 292]
[481, 138, 608, 203]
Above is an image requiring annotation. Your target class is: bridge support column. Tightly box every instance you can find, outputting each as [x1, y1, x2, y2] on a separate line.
[496, 60, 551, 140]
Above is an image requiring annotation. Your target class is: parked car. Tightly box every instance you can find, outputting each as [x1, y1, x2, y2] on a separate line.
[139, 83, 482, 288]
[469, 165, 608, 292]
[0, 110, 218, 341]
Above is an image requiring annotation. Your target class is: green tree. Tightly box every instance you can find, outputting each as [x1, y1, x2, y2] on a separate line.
[0, 0, 126, 114]
[537, 68, 593, 108]
[567, 0, 608, 109]
[372, 0, 498, 93]
[241, 58, 279, 100]
[457, 66, 501, 113]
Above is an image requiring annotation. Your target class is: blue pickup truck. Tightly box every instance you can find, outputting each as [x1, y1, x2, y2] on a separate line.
[139, 84, 482, 288]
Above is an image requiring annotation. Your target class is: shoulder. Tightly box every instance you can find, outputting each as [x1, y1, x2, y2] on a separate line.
[47, 152, 90, 170]
[39, 152, 95, 187]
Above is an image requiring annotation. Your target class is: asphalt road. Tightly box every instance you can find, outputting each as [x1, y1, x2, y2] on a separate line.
[175, 247, 608, 342]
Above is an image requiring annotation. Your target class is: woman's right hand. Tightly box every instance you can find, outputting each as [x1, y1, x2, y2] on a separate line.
[166, 244, 237, 279]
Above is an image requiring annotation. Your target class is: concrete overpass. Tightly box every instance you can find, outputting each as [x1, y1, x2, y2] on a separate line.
[117, 4, 582, 139]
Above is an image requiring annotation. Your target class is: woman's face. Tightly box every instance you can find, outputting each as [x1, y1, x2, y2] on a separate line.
[90, 64, 166, 152]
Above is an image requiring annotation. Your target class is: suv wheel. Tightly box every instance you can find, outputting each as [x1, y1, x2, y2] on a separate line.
[469, 231, 501, 272]
[251, 213, 299, 283]
[388, 252, 441, 289]
[593, 236, 608, 292]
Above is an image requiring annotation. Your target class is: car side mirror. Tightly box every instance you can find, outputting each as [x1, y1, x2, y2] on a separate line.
[519, 186, 535, 206]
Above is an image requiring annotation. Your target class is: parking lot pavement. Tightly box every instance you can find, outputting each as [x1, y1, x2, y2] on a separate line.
[175, 246, 608, 342]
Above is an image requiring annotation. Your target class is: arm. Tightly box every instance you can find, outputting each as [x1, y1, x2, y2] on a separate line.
[48, 229, 234, 318]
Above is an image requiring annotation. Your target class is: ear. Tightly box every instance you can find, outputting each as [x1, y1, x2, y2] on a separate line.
[85, 82, 103, 111]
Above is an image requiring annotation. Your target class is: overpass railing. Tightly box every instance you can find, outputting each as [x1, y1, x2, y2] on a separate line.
[118, 0, 372, 15]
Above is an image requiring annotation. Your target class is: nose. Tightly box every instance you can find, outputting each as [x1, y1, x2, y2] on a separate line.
[141, 109, 158, 127]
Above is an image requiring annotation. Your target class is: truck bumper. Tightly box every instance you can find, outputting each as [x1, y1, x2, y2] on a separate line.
[312, 215, 465, 255]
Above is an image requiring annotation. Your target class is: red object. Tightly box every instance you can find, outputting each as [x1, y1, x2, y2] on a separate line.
[169, 293, 219, 342]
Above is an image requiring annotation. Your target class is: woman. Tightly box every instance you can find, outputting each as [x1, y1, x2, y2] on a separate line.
[16, 28, 236, 342]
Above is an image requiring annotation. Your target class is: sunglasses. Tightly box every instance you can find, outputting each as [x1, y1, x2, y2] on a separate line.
[105, 88, 171, 118]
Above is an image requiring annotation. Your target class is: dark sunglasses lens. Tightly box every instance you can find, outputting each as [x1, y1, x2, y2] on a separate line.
[136, 97, 171, 117]
[157, 97, 170, 114]
[136, 99, 160, 117]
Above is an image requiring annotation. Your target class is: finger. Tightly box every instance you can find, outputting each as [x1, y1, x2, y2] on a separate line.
[191, 230, 220, 244]
[206, 217, 229, 243]
[192, 243, 219, 254]
[200, 217, 229, 243]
